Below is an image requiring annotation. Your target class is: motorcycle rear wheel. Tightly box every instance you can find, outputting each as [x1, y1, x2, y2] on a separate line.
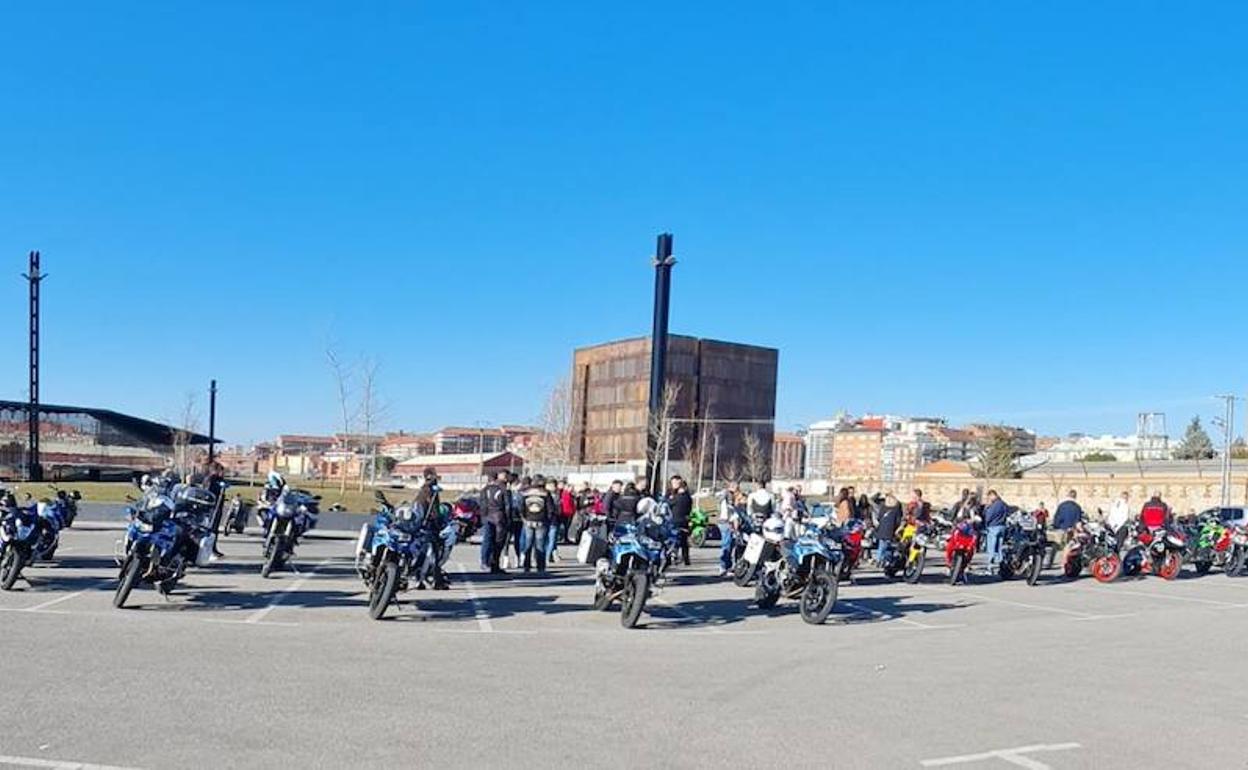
[113, 555, 142, 608]
[1091, 554, 1121, 584]
[619, 571, 648, 629]
[1, 547, 26, 591]
[732, 559, 756, 587]
[1063, 554, 1082, 579]
[1226, 548, 1245, 578]
[369, 561, 399, 620]
[799, 570, 838, 625]
[1194, 560, 1212, 575]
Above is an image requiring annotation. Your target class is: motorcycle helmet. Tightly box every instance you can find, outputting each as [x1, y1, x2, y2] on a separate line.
[763, 514, 785, 543]
[637, 497, 658, 520]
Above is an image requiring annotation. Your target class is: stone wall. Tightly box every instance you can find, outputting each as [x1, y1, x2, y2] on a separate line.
[906, 472, 1248, 516]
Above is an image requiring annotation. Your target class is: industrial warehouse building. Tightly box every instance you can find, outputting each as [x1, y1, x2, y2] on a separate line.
[0, 400, 214, 479]
[569, 335, 778, 475]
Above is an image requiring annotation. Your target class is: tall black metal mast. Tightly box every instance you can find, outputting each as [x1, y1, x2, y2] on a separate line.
[23, 251, 44, 481]
[645, 233, 675, 490]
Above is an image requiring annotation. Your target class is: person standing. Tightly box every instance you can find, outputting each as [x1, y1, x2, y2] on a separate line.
[874, 493, 903, 565]
[982, 489, 1009, 571]
[504, 473, 525, 569]
[544, 478, 563, 564]
[519, 475, 555, 574]
[415, 467, 450, 590]
[907, 489, 931, 523]
[601, 480, 622, 528]
[1049, 489, 1082, 568]
[610, 481, 641, 527]
[717, 483, 741, 577]
[834, 487, 853, 524]
[1106, 491, 1132, 543]
[668, 475, 693, 566]
[480, 471, 511, 573]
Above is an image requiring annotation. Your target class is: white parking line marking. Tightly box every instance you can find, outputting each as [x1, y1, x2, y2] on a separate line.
[961, 593, 1092, 619]
[454, 563, 494, 633]
[0, 752, 143, 769]
[1073, 585, 1238, 608]
[1069, 613, 1137, 622]
[244, 558, 331, 624]
[921, 742, 1080, 768]
[21, 580, 113, 612]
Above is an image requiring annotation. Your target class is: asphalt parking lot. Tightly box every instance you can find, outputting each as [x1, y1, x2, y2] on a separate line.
[2, 525, 1245, 769]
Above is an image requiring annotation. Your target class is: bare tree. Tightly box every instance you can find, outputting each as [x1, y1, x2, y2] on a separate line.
[741, 429, 769, 484]
[170, 391, 201, 477]
[326, 347, 354, 494]
[720, 458, 741, 485]
[532, 376, 574, 473]
[647, 381, 683, 491]
[355, 357, 388, 491]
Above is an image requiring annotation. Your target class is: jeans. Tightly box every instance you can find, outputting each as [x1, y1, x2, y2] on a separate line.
[520, 522, 548, 572]
[876, 538, 894, 565]
[718, 523, 735, 571]
[545, 519, 562, 562]
[480, 521, 503, 569]
[509, 519, 524, 562]
[985, 525, 1006, 565]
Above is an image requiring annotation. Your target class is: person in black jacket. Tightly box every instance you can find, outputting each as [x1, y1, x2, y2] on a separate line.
[601, 480, 622, 527]
[611, 482, 641, 527]
[480, 471, 510, 574]
[873, 493, 903, 566]
[415, 467, 450, 589]
[519, 475, 556, 573]
[668, 475, 693, 566]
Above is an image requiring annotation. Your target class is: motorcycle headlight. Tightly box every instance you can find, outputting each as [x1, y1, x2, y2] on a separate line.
[136, 520, 154, 533]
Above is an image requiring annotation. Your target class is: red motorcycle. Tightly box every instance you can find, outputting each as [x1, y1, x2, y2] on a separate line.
[451, 497, 481, 542]
[945, 517, 978, 585]
[834, 518, 865, 581]
[1139, 525, 1185, 580]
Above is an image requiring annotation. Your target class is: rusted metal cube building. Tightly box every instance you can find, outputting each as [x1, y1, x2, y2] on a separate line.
[570, 335, 778, 476]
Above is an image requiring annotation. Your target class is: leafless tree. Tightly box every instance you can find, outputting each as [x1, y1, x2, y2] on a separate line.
[531, 376, 573, 473]
[741, 429, 769, 484]
[170, 391, 201, 477]
[355, 357, 388, 491]
[720, 458, 741, 485]
[326, 347, 354, 494]
[647, 381, 683, 491]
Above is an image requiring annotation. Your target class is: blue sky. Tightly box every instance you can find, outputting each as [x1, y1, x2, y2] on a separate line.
[2, 2, 1246, 444]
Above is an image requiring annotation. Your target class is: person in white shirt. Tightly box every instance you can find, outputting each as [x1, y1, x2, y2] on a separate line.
[1106, 491, 1132, 541]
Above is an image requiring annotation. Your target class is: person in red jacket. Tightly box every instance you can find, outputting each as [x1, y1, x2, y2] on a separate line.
[1139, 493, 1171, 531]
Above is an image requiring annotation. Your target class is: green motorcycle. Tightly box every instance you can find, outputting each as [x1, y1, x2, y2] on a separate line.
[1188, 515, 1228, 575]
[689, 508, 712, 548]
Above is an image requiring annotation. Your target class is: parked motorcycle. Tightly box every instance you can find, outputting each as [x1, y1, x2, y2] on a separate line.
[355, 497, 436, 620]
[591, 515, 668, 629]
[114, 486, 215, 608]
[260, 487, 319, 577]
[1061, 520, 1099, 579]
[451, 497, 481, 543]
[1225, 524, 1248, 577]
[223, 495, 249, 535]
[880, 520, 933, 583]
[689, 507, 712, 548]
[999, 510, 1046, 585]
[1186, 514, 1229, 575]
[47, 485, 81, 528]
[1140, 525, 1185, 580]
[830, 518, 865, 582]
[944, 516, 979, 585]
[753, 518, 843, 625]
[0, 494, 42, 590]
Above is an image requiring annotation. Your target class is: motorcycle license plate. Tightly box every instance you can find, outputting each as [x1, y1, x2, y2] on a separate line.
[743, 534, 765, 565]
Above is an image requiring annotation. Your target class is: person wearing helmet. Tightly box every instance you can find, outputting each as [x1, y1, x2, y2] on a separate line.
[415, 467, 450, 590]
[519, 475, 555, 573]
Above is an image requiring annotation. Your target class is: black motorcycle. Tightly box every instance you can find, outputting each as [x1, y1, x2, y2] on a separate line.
[999, 509, 1046, 585]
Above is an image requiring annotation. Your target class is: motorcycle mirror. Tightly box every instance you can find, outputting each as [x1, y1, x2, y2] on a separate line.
[72, 491, 81, 500]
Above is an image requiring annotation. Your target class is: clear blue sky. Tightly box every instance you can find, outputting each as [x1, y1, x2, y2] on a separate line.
[2, 2, 1246, 444]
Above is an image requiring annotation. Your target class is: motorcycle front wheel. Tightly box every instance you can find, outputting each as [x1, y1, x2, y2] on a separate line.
[113, 555, 142, 608]
[799, 569, 838, 625]
[754, 574, 781, 610]
[948, 552, 967, 585]
[369, 561, 400, 620]
[619, 571, 648, 629]
[1026, 551, 1044, 586]
[1, 547, 26, 591]
[592, 579, 613, 611]
[1063, 552, 1083, 579]
[690, 528, 706, 549]
[261, 538, 284, 578]
[903, 550, 926, 584]
[1091, 554, 1121, 584]
[1157, 551, 1182, 581]
[1226, 548, 1245, 578]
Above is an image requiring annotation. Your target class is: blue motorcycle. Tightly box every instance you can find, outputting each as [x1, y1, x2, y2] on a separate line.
[114, 484, 215, 608]
[0, 496, 43, 590]
[260, 488, 319, 578]
[591, 519, 667, 629]
[355, 493, 439, 620]
[755, 518, 844, 625]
